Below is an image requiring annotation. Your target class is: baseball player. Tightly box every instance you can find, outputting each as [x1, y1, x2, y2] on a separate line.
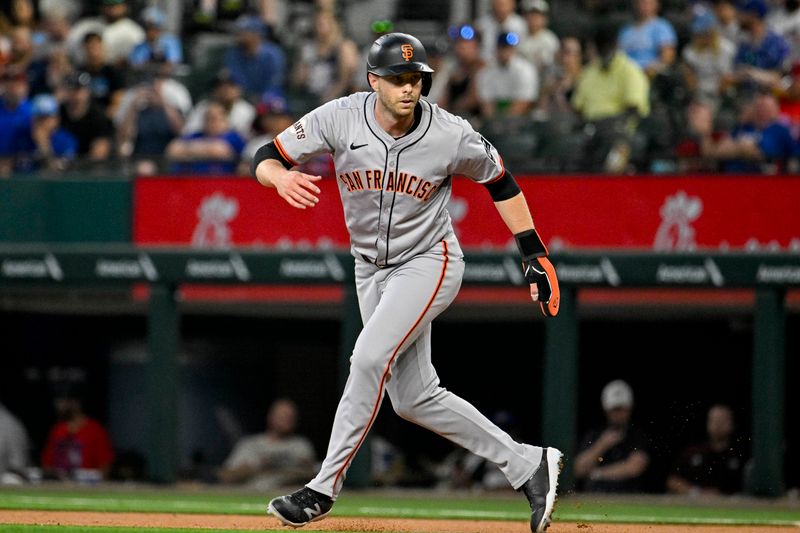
[252, 33, 562, 533]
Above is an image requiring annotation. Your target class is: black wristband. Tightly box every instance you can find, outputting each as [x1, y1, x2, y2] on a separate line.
[484, 170, 521, 201]
[515, 229, 548, 259]
[251, 141, 292, 178]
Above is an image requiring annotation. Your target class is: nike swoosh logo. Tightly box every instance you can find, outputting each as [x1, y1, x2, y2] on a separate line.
[350, 142, 368, 150]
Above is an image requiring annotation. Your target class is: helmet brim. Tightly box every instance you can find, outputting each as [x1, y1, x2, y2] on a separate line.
[367, 61, 435, 76]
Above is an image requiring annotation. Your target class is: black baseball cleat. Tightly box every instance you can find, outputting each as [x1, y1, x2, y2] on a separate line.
[518, 447, 564, 533]
[267, 486, 334, 527]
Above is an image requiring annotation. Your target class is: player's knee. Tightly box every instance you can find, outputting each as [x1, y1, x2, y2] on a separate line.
[349, 347, 389, 376]
[391, 398, 418, 421]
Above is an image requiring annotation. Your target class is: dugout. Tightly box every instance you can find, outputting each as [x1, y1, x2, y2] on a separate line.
[0, 175, 797, 497]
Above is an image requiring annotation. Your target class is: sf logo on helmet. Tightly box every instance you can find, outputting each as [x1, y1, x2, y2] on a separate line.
[401, 44, 414, 61]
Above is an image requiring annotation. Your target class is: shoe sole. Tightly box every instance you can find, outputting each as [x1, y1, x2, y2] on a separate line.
[267, 499, 331, 528]
[534, 447, 564, 533]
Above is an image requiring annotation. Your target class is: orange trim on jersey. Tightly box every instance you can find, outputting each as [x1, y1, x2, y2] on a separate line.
[332, 240, 450, 492]
[484, 154, 506, 184]
[273, 137, 299, 167]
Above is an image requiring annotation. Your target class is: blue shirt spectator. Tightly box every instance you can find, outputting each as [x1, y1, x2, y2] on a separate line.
[224, 15, 286, 100]
[618, 0, 677, 72]
[13, 94, 78, 173]
[0, 75, 33, 158]
[130, 7, 183, 66]
[166, 101, 245, 174]
[734, 31, 790, 71]
[722, 121, 794, 172]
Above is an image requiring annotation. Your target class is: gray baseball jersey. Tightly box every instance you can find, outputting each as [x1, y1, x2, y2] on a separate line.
[274, 91, 505, 266]
[271, 91, 543, 498]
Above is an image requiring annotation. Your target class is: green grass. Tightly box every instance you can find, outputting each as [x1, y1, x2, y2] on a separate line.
[1, 487, 799, 527]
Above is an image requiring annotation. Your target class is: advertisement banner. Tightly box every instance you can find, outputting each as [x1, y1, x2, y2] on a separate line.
[134, 175, 800, 252]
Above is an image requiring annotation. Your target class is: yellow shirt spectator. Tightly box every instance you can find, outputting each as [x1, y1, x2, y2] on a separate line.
[572, 51, 650, 121]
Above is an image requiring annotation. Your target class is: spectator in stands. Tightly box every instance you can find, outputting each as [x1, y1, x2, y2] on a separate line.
[675, 100, 724, 173]
[773, 61, 800, 126]
[666, 404, 747, 495]
[681, 7, 736, 107]
[477, 31, 539, 119]
[0, 70, 33, 177]
[224, 14, 286, 102]
[767, 0, 800, 62]
[572, 24, 649, 172]
[41, 383, 114, 481]
[240, 93, 293, 168]
[688, 91, 794, 173]
[713, 0, 741, 43]
[66, 0, 144, 66]
[184, 69, 255, 139]
[430, 24, 486, 117]
[78, 32, 125, 115]
[0, 0, 45, 53]
[6, 26, 35, 79]
[59, 71, 114, 162]
[12, 93, 77, 173]
[166, 101, 245, 174]
[518, 0, 559, 74]
[115, 64, 192, 174]
[38, 3, 77, 57]
[536, 36, 583, 120]
[475, 0, 528, 62]
[618, 0, 678, 77]
[727, 0, 790, 93]
[129, 7, 182, 70]
[0, 401, 29, 484]
[27, 45, 73, 98]
[574, 379, 650, 493]
[218, 398, 316, 490]
[292, 9, 358, 104]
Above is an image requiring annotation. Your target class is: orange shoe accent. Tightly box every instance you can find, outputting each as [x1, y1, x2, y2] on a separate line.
[332, 241, 450, 492]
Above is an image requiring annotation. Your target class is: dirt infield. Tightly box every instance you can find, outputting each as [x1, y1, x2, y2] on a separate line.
[0, 510, 795, 533]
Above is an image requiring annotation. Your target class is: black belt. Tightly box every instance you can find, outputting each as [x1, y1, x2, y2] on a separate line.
[361, 254, 393, 268]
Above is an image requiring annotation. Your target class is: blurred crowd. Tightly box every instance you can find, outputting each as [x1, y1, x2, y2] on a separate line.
[2, 0, 800, 177]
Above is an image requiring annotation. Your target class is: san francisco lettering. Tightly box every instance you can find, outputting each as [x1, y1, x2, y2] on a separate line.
[337, 169, 438, 202]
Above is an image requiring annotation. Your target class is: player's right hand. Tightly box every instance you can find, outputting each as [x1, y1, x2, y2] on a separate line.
[274, 170, 322, 209]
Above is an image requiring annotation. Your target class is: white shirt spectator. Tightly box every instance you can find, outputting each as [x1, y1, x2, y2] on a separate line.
[222, 434, 315, 491]
[113, 77, 192, 127]
[767, 6, 800, 61]
[184, 99, 256, 138]
[518, 28, 560, 71]
[475, 12, 528, 62]
[477, 54, 539, 104]
[67, 16, 145, 64]
[0, 403, 28, 483]
[682, 36, 736, 102]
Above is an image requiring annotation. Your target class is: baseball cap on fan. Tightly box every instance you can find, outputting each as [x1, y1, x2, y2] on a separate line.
[32, 94, 60, 117]
[601, 379, 633, 411]
[520, 0, 550, 13]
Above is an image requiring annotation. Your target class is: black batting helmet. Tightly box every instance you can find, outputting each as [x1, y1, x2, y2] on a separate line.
[366, 32, 434, 96]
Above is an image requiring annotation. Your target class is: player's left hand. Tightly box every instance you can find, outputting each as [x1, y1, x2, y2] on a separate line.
[523, 256, 560, 317]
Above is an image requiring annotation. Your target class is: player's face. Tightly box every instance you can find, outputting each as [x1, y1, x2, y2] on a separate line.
[373, 71, 423, 118]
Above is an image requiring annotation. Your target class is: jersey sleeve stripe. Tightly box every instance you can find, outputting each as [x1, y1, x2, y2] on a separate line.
[273, 137, 299, 167]
[485, 154, 506, 184]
